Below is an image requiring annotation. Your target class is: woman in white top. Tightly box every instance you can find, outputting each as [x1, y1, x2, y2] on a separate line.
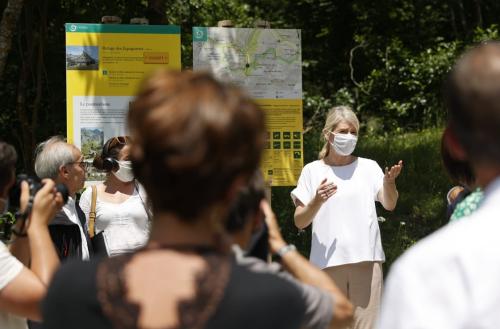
[291, 106, 402, 329]
[79, 136, 150, 257]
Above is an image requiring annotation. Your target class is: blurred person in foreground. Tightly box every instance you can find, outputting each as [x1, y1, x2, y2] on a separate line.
[34, 136, 91, 260]
[226, 171, 353, 329]
[0, 141, 63, 328]
[79, 136, 150, 257]
[42, 71, 350, 329]
[377, 41, 500, 328]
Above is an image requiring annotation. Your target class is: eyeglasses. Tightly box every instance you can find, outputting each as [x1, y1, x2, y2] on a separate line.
[67, 161, 88, 170]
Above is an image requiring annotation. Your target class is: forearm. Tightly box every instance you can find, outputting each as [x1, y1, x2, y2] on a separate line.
[280, 250, 353, 328]
[294, 201, 321, 229]
[281, 249, 340, 292]
[28, 225, 60, 286]
[381, 181, 399, 211]
[8, 236, 30, 266]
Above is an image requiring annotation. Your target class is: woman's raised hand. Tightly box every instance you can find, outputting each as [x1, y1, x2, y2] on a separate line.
[314, 178, 337, 204]
[384, 160, 403, 183]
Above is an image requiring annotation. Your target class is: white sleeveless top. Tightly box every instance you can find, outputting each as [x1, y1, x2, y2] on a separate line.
[79, 183, 150, 256]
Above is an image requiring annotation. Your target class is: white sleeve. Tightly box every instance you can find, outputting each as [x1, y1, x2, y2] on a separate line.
[78, 187, 92, 230]
[0, 242, 23, 290]
[376, 256, 468, 329]
[291, 164, 314, 206]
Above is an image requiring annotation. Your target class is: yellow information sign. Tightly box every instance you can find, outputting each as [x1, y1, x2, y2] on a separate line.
[65, 23, 181, 181]
[257, 99, 303, 186]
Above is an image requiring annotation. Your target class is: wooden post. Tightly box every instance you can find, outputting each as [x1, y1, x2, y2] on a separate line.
[254, 19, 271, 28]
[101, 16, 122, 24]
[130, 17, 149, 25]
[217, 20, 234, 28]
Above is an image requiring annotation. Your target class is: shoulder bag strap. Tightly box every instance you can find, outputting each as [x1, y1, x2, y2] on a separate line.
[135, 181, 152, 222]
[88, 185, 97, 238]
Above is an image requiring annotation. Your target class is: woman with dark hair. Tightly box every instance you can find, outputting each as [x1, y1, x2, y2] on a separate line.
[79, 136, 150, 256]
[42, 71, 352, 329]
[441, 128, 483, 222]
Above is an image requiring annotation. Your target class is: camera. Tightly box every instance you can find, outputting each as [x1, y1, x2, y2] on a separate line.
[8, 174, 69, 213]
[1, 175, 68, 241]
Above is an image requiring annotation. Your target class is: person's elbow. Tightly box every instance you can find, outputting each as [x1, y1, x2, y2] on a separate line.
[329, 296, 354, 329]
[26, 304, 43, 322]
[293, 216, 306, 230]
[383, 202, 397, 212]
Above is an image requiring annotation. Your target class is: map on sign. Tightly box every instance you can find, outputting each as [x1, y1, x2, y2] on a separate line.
[193, 27, 302, 99]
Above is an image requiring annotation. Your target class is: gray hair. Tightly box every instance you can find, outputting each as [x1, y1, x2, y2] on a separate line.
[34, 136, 75, 179]
[319, 106, 360, 159]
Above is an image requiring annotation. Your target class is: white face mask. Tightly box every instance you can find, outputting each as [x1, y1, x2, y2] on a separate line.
[330, 133, 358, 156]
[112, 160, 135, 182]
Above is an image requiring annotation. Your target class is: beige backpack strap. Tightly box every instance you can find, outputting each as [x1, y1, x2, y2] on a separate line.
[88, 185, 97, 238]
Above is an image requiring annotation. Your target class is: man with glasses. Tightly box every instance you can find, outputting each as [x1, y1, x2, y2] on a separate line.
[34, 136, 92, 261]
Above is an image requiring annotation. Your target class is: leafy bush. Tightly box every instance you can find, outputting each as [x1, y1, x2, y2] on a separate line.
[273, 128, 451, 272]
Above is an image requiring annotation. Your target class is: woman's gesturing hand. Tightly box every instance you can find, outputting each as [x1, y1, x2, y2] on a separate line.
[384, 160, 403, 183]
[314, 178, 337, 204]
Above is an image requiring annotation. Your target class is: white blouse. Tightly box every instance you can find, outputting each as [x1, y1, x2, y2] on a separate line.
[79, 184, 150, 256]
[291, 157, 385, 268]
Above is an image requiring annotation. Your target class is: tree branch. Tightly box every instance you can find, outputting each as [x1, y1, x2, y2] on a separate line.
[349, 42, 369, 95]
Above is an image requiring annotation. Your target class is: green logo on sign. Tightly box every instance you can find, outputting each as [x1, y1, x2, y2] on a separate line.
[193, 27, 208, 42]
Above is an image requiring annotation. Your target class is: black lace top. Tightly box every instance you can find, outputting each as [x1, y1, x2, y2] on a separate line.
[42, 250, 307, 329]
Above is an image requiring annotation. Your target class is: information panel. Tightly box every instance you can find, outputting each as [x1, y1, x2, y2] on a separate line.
[193, 27, 303, 186]
[65, 23, 181, 180]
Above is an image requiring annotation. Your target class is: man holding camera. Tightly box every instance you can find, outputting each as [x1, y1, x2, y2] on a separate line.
[34, 136, 91, 260]
[226, 173, 353, 329]
[0, 141, 64, 328]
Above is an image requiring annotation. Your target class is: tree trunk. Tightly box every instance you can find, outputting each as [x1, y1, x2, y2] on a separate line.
[473, 0, 483, 28]
[448, 1, 459, 39]
[31, 0, 47, 160]
[147, 0, 167, 24]
[0, 0, 25, 82]
[16, 59, 32, 171]
[456, 0, 468, 37]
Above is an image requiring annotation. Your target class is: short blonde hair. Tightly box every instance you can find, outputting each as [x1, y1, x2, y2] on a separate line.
[318, 106, 360, 159]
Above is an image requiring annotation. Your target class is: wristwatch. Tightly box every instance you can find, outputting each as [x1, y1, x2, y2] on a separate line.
[275, 244, 297, 259]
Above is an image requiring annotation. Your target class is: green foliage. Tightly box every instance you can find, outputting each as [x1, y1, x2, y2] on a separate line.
[0, 212, 16, 242]
[352, 39, 460, 131]
[274, 128, 451, 270]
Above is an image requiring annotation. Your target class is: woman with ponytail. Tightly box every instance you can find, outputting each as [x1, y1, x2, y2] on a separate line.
[79, 136, 150, 256]
[291, 106, 403, 329]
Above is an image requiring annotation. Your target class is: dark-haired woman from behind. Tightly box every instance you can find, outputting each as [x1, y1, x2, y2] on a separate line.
[42, 70, 352, 329]
[79, 136, 150, 257]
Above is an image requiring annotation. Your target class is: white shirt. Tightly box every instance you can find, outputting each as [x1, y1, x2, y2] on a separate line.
[57, 198, 90, 260]
[79, 184, 150, 257]
[291, 158, 384, 268]
[0, 242, 28, 329]
[377, 177, 500, 329]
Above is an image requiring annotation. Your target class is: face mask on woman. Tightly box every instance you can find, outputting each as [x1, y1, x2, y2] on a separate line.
[112, 160, 135, 182]
[330, 133, 358, 156]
